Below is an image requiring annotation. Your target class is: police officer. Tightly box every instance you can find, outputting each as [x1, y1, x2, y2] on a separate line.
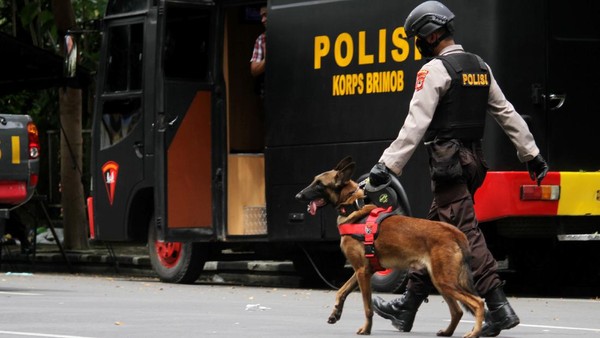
[367, 1, 548, 336]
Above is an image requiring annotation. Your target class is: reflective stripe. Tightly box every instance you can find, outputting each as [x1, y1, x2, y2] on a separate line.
[11, 136, 20, 164]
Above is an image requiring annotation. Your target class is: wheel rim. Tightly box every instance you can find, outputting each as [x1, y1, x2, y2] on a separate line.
[154, 240, 182, 268]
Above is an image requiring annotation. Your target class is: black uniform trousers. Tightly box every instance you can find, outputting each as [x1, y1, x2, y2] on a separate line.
[406, 140, 502, 297]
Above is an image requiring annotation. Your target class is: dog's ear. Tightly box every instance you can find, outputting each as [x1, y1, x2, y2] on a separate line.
[336, 162, 355, 185]
[334, 156, 353, 171]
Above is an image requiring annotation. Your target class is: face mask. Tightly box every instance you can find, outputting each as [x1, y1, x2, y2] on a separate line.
[415, 31, 452, 58]
[416, 37, 436, 57]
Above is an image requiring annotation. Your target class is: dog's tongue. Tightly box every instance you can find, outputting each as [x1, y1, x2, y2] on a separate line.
[308, 201, 318, 216]
[307, 198, 324, 216]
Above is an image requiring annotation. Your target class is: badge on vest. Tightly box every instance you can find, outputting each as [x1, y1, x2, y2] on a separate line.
[462, 73, 489, 87]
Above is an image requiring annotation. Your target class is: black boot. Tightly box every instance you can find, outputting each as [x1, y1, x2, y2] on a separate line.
[481, 285, 520, 337]
[372, 290, 428, 332]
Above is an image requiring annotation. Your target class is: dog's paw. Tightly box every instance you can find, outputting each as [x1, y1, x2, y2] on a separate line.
[327, 315, 338, 324]
[356, 327, 371, 335]
[436, 329, 453, 337]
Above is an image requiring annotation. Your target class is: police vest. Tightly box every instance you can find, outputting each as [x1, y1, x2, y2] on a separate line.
[424, 53, 490, 142]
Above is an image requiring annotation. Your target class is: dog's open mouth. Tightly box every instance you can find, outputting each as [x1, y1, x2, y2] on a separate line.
[307, 198, 326, 216]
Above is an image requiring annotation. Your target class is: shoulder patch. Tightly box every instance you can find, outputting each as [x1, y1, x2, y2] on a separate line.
[415, 70, 429, 91]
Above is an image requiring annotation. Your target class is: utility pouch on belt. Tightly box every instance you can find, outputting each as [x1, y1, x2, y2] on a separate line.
[426, 139, 463, 182]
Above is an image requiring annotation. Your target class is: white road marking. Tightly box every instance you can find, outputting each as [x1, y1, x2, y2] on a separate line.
[518, 323, 600, 333]
[0, 331, 95, 338]
[458, 320, 600, 333]
[0, 291, 41, 296]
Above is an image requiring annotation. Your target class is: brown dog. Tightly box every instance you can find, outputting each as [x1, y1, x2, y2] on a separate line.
[295, 157, 484, 337]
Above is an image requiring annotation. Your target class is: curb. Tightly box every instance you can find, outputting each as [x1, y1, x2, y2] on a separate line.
[0, 244, 304, 288]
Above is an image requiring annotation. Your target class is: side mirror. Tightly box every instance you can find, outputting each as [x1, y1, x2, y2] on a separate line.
[64, 33, 78, 78]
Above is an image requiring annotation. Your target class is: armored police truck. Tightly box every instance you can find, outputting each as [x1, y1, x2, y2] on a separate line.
[87, 0, 600, 291]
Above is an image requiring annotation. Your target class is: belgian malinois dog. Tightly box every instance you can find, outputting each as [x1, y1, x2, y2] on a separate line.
[295, 157, 483, 337]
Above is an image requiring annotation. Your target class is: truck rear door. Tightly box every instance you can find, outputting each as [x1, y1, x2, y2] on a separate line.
[545, 1, 600, 171]
[154, 1, 221, 241]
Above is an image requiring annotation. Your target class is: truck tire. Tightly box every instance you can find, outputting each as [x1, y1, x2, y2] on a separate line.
[147, 222, 207, 284]
[358, 173, 411, 293]
[371, 268, 408, 294]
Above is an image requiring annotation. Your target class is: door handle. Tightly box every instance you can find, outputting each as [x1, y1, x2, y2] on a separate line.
[133, 142, 144, 159]
[542, 93, 566, 111]
[168, 115, 179, 126]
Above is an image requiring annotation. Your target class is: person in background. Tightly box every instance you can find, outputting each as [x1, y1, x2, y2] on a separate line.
[250, 5, 267, 98]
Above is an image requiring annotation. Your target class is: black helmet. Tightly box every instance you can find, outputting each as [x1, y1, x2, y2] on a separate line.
[405, 1, 455, 38]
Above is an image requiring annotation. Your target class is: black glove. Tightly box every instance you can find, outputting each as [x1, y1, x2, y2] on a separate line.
[368, 162, 391, 187]
[526, 154, 548, 185]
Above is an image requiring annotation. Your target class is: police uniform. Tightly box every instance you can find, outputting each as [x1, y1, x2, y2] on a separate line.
[379, 44, 541, 296]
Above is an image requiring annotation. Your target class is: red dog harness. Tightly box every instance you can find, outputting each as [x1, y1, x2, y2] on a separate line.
[338, 206, 397, 272]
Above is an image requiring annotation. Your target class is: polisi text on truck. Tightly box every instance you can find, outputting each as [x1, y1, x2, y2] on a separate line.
[313, 26, 421, 96]
[313, 27, 421, 69]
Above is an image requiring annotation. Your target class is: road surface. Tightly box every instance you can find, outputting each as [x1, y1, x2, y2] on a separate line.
[1, 273, 599, 337]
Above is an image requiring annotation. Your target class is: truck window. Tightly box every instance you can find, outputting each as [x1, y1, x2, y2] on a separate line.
[163, 6, 211, 80]
[106, 0, 148, 16]
[105, 23, 143, 92]
[100, 98, 142, 148]
[101, 21, 144, 149]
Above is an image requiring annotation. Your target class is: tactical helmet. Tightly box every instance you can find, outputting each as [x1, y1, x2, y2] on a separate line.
[405, 1, 455, 38]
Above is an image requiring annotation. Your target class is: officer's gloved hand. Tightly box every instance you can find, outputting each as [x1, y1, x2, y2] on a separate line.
[526, 154, 549, 185]
[368, 162, 391, 187]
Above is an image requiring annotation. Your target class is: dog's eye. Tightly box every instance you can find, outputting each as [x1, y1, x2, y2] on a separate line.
[314, 182, 327, 191]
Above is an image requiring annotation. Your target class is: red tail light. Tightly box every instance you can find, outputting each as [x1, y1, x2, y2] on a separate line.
[520, 185, 560, 201]
[27, 122, 40, 159]
[29, 173, 39, 187]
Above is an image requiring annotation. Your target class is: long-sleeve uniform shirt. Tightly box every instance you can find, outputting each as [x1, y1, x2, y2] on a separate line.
[379, 44, 540, 176]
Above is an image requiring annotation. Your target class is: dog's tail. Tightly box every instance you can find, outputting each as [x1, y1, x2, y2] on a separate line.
[457, 239, 478, 314]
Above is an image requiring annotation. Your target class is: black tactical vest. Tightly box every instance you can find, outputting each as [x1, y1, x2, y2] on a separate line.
[424, 52, 490, 142]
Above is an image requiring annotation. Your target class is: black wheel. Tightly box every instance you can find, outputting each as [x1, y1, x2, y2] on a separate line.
[360, 172, 411, 293]
[371, 268, 408, 294]
[147, 221, 207, 284]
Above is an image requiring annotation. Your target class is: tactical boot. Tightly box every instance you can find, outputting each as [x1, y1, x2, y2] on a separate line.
[372, 290, 428, 332]
[481, 285, 520, 337]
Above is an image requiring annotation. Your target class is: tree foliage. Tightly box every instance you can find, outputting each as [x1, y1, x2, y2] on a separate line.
[1, 0, 107, 249]
[0, 0, 106, 124]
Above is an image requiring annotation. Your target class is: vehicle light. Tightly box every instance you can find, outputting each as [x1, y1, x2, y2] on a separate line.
[29, 173, 39, 187]
[87, 197, 95, 239]
[520, 185, 560, 201]
[27, 122, 40, 159]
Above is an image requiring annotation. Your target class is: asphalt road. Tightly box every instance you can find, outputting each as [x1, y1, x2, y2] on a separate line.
[1, 273, 599, 338]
